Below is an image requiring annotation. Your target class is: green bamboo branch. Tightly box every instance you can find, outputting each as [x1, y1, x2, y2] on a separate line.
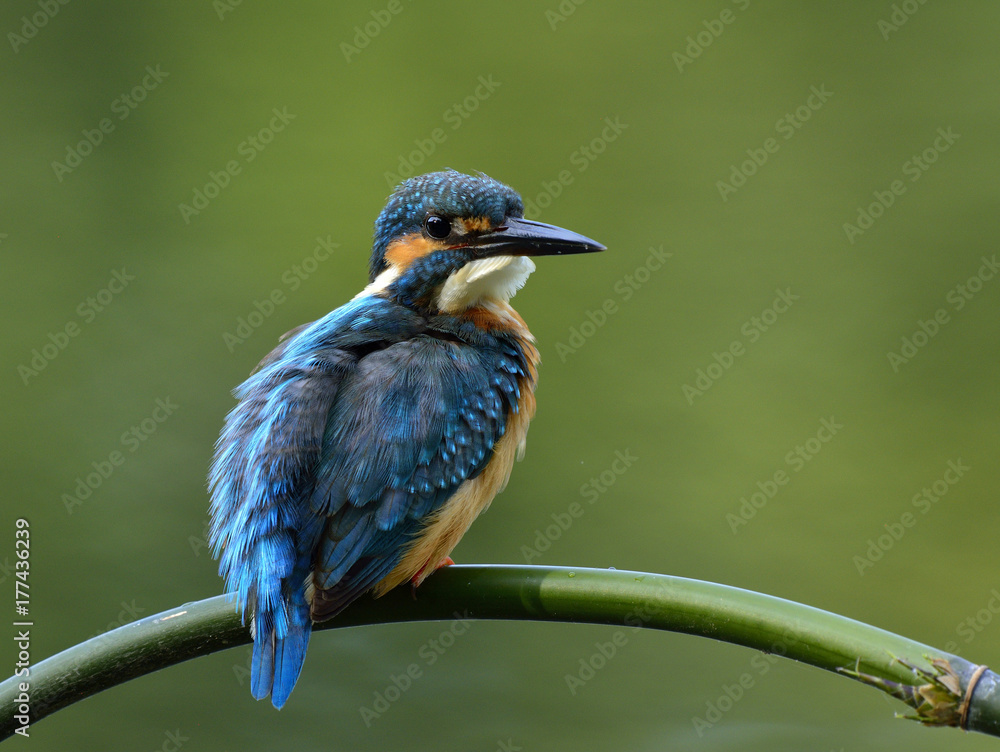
[3, 565, 999, 740]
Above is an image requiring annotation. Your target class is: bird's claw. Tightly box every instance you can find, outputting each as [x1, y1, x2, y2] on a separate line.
[410, 556, 456, 599]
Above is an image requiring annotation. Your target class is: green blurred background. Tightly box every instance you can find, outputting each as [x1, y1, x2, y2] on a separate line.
[3, 1, 1000, 749]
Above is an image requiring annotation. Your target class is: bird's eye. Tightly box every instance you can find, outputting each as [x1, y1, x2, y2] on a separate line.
[424, 215, 452, 240]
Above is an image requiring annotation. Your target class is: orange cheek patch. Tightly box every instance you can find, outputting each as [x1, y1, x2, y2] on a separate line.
[462, 216, 494, 233]
[384, 233, 440, 270]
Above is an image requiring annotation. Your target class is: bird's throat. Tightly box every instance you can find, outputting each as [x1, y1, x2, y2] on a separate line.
[435, 255, 536, 314]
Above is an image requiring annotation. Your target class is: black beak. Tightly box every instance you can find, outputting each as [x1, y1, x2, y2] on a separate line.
[468, 216, 605, 257]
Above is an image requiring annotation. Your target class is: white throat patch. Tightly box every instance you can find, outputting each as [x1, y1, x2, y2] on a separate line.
[436, 255, 536, 313]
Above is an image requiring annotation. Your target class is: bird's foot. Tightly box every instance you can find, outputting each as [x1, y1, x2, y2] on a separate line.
[410, 557, 456, 599]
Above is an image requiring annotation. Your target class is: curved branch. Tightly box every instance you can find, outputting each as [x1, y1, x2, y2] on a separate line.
[3, 565, 999, 739]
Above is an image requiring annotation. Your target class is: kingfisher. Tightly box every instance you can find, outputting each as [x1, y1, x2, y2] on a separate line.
[209, 169, 604, 708]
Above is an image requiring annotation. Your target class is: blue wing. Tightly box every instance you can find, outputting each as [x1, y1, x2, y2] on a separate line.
[209, 293, 531, 708]
[305, 325, 529, 620]
[209, 296, 379, 708]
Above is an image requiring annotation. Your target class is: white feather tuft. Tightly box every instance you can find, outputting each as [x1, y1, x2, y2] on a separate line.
[437, 255, 536, 312]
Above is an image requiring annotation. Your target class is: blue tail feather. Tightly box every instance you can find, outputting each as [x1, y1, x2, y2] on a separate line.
[251, 603, 312, 708]
[250, 620, 275, 700]
[249, 549, 314, 709]
[270, 621, 311, 709]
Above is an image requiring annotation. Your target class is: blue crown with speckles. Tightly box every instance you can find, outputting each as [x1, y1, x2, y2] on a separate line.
[369, 170, 525, 280]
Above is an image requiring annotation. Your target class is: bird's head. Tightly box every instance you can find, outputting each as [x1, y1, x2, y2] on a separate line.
[368, 170, 604, 313]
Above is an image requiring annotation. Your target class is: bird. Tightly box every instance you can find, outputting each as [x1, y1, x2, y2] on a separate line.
[208, 169, 604, 708]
